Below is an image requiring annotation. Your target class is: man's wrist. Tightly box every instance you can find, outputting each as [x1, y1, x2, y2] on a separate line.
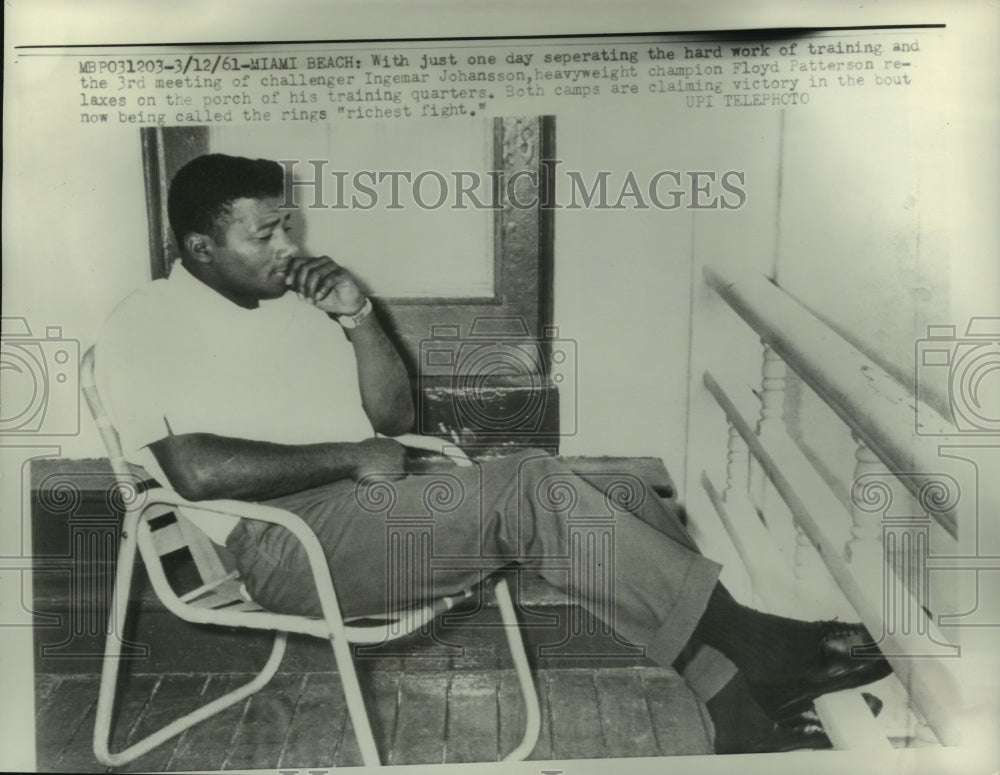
[337, 297, 373, 329]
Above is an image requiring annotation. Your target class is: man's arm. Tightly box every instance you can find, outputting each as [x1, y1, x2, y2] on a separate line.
[284, 255, 415, 436]
[148, 433, 407, 502]
[345, 312, 414, 436]
[146, 256, 414, 503]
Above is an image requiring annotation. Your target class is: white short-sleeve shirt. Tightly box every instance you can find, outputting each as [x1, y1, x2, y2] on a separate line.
[96, 261, 374, 543]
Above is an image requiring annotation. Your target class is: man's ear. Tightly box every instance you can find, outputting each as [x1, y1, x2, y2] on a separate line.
[184, 232, 215, 264]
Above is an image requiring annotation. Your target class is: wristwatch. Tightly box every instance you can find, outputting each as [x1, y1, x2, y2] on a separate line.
[338, 297, 373, 329]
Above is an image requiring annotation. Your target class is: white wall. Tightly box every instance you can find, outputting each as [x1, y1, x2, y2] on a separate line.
[6, 104, 780, 470]
[4, 28, 983, 494]
[209, 122, 496, 298]
[4, 73, 152, 458]
[552, 106, 785, 495]
[774, 37, 952, 506]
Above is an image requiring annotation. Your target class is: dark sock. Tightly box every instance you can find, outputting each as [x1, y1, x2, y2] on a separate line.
[705, 673, 776, 754]
[693, 583, 822, 682]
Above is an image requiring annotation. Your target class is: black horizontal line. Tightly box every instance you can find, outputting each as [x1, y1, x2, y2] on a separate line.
[14, 24, 947, 51]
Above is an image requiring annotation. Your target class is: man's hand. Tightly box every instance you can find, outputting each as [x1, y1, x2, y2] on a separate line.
[353, 437, 408, 482]
[284, 256, 366, 315]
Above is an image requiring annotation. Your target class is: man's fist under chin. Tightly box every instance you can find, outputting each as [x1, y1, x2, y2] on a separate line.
[283, 256, 366, 315]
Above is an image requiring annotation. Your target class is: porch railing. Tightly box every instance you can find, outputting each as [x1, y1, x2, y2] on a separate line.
[699, 264, 967, 749]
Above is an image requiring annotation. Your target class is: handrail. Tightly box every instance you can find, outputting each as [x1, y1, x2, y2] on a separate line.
[705, 265, 958, 539]
[704, 369, 963, 746]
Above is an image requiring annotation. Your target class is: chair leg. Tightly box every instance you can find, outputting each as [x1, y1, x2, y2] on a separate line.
[329, 635, 382, 766]
[494, 577, 541, 762]
[93, 529, 288, 767]
[93, 523, 141, 766]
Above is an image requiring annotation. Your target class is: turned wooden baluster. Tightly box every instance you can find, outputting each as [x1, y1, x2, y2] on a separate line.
[794, 435, 878, 618]
[753, 343, 798, 564]
[721, 420, 767, 607]
[752, 343, 832, 614]
[758, 343, 786, 434]
[722, 422, 750, 506]
[723, 409, 801, 612]
[846, 434, 885, 564]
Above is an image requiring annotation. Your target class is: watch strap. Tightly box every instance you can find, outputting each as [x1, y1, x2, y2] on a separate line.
[338, 297, 373, 329]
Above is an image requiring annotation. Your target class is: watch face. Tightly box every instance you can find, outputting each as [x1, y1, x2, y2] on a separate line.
[340, 299, 371, 329]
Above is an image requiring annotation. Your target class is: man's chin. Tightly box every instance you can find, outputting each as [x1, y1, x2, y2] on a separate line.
[261, 283, 289, 299]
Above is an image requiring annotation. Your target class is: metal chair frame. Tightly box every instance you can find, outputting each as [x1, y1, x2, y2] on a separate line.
[81, 346, 540, 767]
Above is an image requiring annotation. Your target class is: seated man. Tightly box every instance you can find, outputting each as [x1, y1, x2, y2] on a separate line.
[97, 153, 892, 754]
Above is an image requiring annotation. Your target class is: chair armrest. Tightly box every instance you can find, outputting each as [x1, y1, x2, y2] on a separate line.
[141, 487, 315, 534]
[139, 487, 353, 633]
[385, 432, 473, 466]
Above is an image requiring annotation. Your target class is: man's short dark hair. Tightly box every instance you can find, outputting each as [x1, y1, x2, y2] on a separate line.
[167, 153, 284, 252]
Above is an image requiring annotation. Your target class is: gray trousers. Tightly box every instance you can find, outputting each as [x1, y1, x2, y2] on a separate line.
[226, 449, 737, 699]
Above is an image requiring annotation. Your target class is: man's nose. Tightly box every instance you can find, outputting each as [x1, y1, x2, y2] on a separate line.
[274, 229, 300, 258]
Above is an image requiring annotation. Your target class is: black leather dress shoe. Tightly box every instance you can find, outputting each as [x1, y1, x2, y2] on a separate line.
[733, 691, 884, 753]
[749, 717, 833, 753]
[749, 621, 893, 722]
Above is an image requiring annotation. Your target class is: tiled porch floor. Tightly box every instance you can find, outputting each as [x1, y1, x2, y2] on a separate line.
[36, 665, 714, 772]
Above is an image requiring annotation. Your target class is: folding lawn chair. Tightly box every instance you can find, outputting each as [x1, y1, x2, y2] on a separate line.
[81, 345, 540, 767]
